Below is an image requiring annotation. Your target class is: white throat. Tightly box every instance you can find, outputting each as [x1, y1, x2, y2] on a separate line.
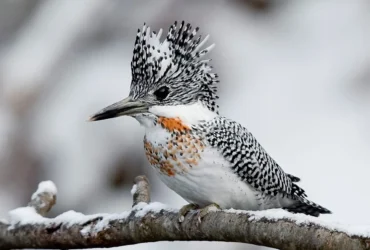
[149, 101, 217, 126]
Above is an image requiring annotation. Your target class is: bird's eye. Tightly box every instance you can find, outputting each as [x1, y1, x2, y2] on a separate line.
[154, 86, 170, 101]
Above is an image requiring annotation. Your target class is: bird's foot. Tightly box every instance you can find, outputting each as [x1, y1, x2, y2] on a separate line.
[178, 203, 199, 222]
[196, 203, 221, 223]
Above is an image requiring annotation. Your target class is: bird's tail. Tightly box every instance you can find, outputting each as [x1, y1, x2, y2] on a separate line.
[286, 173, 301, 182]
[283, 181, 331, 217]
[284, 196, 332, 217]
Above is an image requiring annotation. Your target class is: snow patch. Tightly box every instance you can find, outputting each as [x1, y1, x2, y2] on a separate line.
[7, 207, 132, 232]
[54, 210, 98, 227]
[93, 211, 130, 233]
[80, 224, 92, 236]
[132, 201, 147, 211]
[8, 207, 45, 227]
[130, 184, 137, 196]
[224, 208, 249, 215]
[31, 181, 57, 200]
[0, 218, 8, 224]
[134, 202, 176, 217]
[224, 208, 370, 237]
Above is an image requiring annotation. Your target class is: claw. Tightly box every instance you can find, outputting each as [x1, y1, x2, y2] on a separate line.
[197, 203, 220, 223]
[178, 203, 199, 222]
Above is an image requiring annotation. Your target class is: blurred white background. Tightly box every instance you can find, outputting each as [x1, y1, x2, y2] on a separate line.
[0, 0, 369, 249]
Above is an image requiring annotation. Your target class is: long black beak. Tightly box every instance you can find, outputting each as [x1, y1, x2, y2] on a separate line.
[89, 96, 149, 121]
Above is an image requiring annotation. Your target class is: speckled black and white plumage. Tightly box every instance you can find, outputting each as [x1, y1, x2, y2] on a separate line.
[129, 21, 219, 113]
[98, 21, 331, 217]
[195, 117, 331, 216]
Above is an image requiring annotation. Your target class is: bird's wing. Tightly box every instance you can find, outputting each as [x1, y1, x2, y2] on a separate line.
[198, 116, 306, 198]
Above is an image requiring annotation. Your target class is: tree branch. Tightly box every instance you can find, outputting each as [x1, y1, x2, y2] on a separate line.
[1, 176, 369, 250]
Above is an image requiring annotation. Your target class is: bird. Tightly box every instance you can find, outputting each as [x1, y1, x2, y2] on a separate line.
[89, 21, 331, 218]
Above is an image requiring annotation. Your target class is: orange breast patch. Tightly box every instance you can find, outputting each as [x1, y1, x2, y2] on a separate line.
[157, 117, 190, 132]
[143, 120, 205, 177]
[144, 140, 176, 177]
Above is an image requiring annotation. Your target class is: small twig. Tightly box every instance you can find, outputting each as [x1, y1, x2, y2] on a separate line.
[28, 181, 57, 216]
[132, 175, 150, 207]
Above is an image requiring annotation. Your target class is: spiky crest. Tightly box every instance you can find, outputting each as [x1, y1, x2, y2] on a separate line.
[129, 21, 219, 113]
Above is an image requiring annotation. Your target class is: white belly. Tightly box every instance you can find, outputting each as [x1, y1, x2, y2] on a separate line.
[143, 124, 294, 210]
[143, 126, 260, 210]
[156, 148, 261, 210]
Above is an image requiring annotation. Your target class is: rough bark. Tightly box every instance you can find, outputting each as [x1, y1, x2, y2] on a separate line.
[132, 175, 151, 207]
[0, 176, 369, 250]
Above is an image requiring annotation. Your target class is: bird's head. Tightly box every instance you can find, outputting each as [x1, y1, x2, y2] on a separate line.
[90, 21, 219, 126]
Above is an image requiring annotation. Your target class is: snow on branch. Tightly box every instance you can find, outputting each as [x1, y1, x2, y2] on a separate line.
[0, 176, 370, 250]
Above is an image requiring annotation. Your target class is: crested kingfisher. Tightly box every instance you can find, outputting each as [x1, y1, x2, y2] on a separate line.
[90, 21, 331, 218]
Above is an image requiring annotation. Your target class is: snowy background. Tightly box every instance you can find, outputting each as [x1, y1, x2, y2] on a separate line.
[0, 0, 369, 250]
